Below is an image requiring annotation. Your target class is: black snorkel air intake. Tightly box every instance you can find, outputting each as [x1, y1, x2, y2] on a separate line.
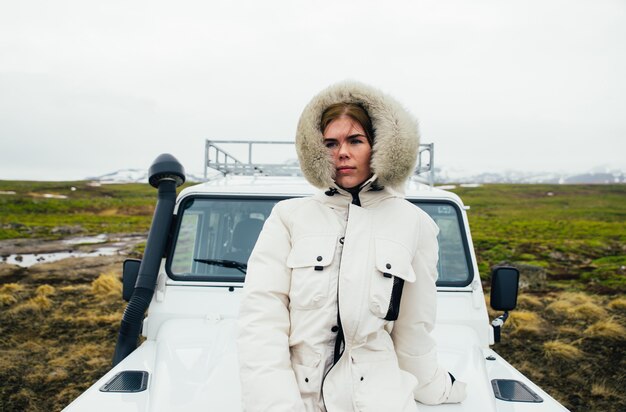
[112, 153, 185, 366]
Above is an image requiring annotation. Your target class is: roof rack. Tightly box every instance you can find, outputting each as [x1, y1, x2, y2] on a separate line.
[414, 143, 435, 187]
[204, 139, 435, 186]
[204, 140, 301, 179]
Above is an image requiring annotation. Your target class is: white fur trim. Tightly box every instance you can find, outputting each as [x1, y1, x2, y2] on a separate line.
[296, 81, 420, 189]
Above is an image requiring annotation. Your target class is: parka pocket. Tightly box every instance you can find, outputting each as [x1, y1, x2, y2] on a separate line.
[350, 349, 416, 412]
[369, 238, 416, 320]
[287, 234, 337, 310]
[291, 347, 322, 401]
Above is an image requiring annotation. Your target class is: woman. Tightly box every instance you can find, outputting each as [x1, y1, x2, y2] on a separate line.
[237, 81, 466, 411]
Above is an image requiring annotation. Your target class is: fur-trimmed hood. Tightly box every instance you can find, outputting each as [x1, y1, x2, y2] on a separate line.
[296, 81, 420, 189]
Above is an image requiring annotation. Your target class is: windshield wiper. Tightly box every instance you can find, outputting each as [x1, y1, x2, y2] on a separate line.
[194, 258, 247, 274]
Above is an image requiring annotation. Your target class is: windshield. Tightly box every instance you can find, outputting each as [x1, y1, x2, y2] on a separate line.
[412, 201, 473, 286]
[168, 197, 278, 282]
[167, 196, 472, 286]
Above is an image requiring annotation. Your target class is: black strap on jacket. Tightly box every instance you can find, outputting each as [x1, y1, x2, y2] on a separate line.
[383, 276, 405, 321]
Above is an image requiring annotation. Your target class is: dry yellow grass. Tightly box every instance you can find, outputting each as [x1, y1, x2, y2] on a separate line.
[91, 272, 122, 296]
[569, 302, 608, 320]
[46, 368, 70, 383]
[509, 310, 542, 326]
[27, 295, 53, 311]
[543, 340, 582, 361]
[0, 283, 26, 307]
[70, 343, 104, 362]
[561, 292, 594, 305]
[70, 313, 121, 325]
[9, 294, 53, 315]
[584, 319, 626, 340]
[0, 283, 25, 294]
[36, 284, 55, 296]
[508, 310, 544, 335]
[546, 292, 608, 320]
[563, 370, 588, 386]
[59, 285, 89, 293]
[556, 325, 581, 336]
[17, 340, 46, 353]
[48, 343, 105, 370]
[517, 294, 544, 309]
[591, 381, 619, 398]
[98, 208, 119, 216]
[85, 356, 108, 368]
[8, 388, 39, 411]
[0, 293, 18, 306]
[546, 299, 574, 315]
[608, 297, 626, 311]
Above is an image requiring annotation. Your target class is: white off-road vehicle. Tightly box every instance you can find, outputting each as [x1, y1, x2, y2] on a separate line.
[64, 141, 569, 411]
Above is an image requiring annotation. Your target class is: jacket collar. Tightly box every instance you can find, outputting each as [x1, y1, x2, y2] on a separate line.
[313, 174, 401, 209]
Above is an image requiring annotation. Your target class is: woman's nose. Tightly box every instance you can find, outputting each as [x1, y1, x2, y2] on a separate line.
[337, 141, 350, 158]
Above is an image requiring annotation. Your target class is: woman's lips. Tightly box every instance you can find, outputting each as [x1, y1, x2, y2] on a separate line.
[337, 166, 355, 174]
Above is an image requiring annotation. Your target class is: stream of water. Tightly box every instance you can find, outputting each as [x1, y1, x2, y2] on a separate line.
[2, 234, 143, 267]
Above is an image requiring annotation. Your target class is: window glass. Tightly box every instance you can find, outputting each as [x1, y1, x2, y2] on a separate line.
[413, 202, 472, 286]
[168, 197, 472, 286]
[168, 197, 278, 281]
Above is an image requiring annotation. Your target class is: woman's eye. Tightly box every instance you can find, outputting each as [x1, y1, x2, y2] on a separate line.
[324, 141, 337, 148]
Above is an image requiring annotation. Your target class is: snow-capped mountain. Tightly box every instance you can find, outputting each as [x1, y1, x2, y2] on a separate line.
[433, 167, 625, 184]
[87, 169, 149, 184]
[89, 166, 624, 185]
[87, 169, 205, 184]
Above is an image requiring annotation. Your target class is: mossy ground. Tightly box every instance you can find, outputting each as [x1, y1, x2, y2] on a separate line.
[0, 181, 624, 411]
[449, 184, 626, 293]
[490, 291, 626, 411]
[0, 257, 125, 412]
[0, 180, 192, 240]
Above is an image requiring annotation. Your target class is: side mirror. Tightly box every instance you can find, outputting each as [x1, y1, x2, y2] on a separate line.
[490, 266, 519, 311]
[122, 259, 141, 302]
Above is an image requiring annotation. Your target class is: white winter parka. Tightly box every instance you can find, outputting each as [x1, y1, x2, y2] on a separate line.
[237, 82, 465, 411]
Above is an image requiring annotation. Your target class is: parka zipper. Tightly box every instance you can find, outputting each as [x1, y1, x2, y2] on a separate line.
[321, 230, 346, 411]
[332, 189, 361, 364]
[320, 188, 362, 410]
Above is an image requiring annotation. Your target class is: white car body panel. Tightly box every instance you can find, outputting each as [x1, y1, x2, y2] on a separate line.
[64, 175, 569, 411]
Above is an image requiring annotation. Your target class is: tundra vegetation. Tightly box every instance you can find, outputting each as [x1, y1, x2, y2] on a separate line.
[0, 181, 624, 411]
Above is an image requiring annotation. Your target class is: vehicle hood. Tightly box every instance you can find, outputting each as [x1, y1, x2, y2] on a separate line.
[65, 318, 567, 412]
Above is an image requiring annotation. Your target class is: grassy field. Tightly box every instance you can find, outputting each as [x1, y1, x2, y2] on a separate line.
[0, 181, 624, 411]
[451, 184, 626, 293]
[0, 180, 162, 240]
[452, 184, 626, 411]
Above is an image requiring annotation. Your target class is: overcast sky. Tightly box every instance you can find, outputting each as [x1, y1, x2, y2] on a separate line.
[1, 0, 624, 181]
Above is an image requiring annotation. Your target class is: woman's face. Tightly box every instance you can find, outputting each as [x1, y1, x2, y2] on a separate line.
[323, 115, 372, 189]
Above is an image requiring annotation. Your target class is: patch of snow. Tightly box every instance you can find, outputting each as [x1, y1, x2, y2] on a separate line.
[62, 234, 108, 245]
